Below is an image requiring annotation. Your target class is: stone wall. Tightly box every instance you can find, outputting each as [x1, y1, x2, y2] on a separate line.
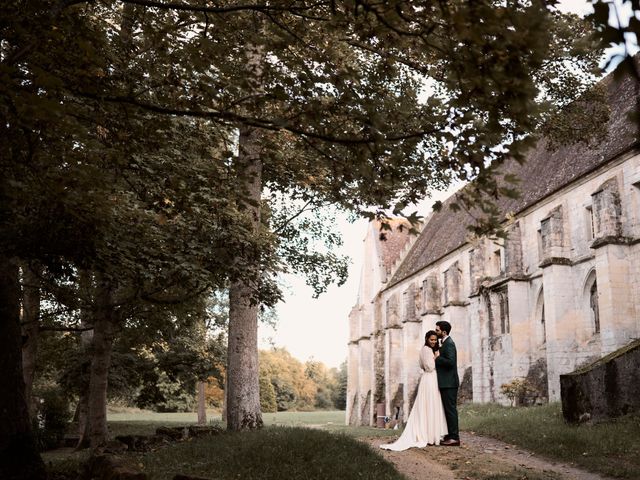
[560, 339, 640, 423]
[347, 150, 640, 426]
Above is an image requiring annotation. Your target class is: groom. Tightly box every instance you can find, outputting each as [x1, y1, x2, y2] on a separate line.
[435, 320, 460, 446]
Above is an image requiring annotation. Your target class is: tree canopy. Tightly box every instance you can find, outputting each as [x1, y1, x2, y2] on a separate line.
[0, 0, 614, 475]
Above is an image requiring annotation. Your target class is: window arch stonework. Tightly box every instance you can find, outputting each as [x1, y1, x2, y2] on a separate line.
[583, 270, 600, 336]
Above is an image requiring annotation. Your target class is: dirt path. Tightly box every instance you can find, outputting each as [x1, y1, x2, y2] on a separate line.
[365, 432, 615, 480]
[368, 437, 455, 480]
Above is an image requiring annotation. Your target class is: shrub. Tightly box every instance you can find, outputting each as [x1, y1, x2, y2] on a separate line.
[500, 378, 536, 406]
[260, 376, 277, 413]
[136, 370, 195, 412]
[33, 386, 72, 451]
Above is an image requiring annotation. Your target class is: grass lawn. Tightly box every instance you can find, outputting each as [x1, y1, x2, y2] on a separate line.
[459, 402, 640, 479]
[47, 404, 640, 479]
[131, 427, 404, 480]
[107, 409, 396, 438]
[47, 410, 398, 479]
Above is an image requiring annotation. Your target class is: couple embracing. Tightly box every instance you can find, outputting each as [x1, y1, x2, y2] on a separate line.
[380, 321, 460, 451]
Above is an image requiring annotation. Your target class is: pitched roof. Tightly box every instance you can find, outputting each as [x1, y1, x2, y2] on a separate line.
[373, 218, 412, 275]
[387, 69, 640, 288]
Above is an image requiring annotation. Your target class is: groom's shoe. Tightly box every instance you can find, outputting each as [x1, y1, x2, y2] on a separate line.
[440, 438, 461, 446]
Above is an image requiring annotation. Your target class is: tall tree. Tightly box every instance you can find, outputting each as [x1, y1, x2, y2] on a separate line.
[0, 257, 46, 479]
[20, 263, 42, 416]
[0, 3, 606, 470]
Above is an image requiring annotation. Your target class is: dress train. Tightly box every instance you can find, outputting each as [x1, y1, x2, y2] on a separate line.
[380, 346, 448, 451]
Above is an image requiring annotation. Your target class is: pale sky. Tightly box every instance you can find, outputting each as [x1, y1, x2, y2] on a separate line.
[258, 213, 367, 369]
[258, 189, 458, 369]
[258, 0, 632, 369]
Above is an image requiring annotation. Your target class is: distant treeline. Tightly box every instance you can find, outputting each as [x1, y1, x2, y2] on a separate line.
[258, 348, 347, 412]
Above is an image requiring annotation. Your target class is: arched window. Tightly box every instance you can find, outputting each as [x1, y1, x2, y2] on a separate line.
[590, 280, 600, 334]
[583, 270, 600, 336]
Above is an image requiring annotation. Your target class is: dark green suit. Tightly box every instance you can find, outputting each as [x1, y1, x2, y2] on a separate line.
[435, 336, 459, 441]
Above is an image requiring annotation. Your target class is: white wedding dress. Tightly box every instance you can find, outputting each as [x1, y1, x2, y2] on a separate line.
[380, 346, 448, 451]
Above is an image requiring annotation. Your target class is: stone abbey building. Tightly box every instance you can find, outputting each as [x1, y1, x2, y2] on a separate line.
[346, 72, 640, 426]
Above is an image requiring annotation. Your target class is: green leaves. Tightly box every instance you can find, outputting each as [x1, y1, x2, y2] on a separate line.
[588, 1, 640, 81]
[1, 0, 611, 321]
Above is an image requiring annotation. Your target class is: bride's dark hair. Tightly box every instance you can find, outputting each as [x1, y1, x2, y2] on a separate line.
[424, 330, 439, 352]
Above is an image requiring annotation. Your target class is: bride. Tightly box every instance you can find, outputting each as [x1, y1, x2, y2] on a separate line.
[380, 330, 448, 451]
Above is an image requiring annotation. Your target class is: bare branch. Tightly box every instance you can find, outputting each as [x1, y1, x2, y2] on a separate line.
[273, 198, 318, 235]
[39, 325, 94, 332]
[117, 0, 329, 20]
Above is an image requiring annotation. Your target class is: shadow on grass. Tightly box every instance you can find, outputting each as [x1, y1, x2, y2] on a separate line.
[107, 410, 398, 439]
[131, 427, 404, 480]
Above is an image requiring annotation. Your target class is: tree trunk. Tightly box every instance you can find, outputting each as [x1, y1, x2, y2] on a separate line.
[20, 263, 41, 417]
[76, 270, 94, 449]
[226, 125, 264, 431]
[221, 374, 227, 422]
[197, 381, 207, 425]
[227, 280, 262, 430]
[0, 256, 46, 480]
[87, 274, 115, 448]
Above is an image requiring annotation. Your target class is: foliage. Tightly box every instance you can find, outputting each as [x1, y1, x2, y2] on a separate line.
[305, 360, 339, 410]
[124, 303, 227, 412]
[334, 361, 348, 411]
[267, 199, 350, 298]
[139, 370, 196, 413]
[588, 1, 640, 77]
[259, 348, 313, 411]
[41, 289, 228, 414]
[499, 378, 537, 407]
[32, 385, 72, 452]
[259, 375, 278, 413]
[204, 377, 226, 409]
[0, 1, 607, 285]
[259, 349, 343, 411]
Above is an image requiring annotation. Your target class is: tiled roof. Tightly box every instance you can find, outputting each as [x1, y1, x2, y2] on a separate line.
[373, 218, 412, 274]
[387, 69, 640, 288]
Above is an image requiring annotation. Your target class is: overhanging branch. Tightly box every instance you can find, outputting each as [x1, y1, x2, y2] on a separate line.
[117, 0, 329, 20]
[78, 92, 439, 145]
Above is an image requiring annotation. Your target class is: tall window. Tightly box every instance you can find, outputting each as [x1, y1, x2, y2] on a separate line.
[634, 181, 640, 226]
[498, 289, 510, 334]
[537, 229, 543, 262]
[590, 280, 600, 334]
[403, 285, 415, 322]
[492, 249, 503, 276]
[442, 270, 449, 305]
[585, 205, 595, 240]
[486, 287, 510, 336]
[535, 288, 546, 346]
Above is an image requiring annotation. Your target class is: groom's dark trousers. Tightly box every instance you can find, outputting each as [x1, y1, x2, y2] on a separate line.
[435, 337, 460, 441]
[439, 388, 459, 441]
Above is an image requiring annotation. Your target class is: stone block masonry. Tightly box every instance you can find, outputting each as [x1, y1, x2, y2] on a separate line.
[560, 338, 640, 423]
